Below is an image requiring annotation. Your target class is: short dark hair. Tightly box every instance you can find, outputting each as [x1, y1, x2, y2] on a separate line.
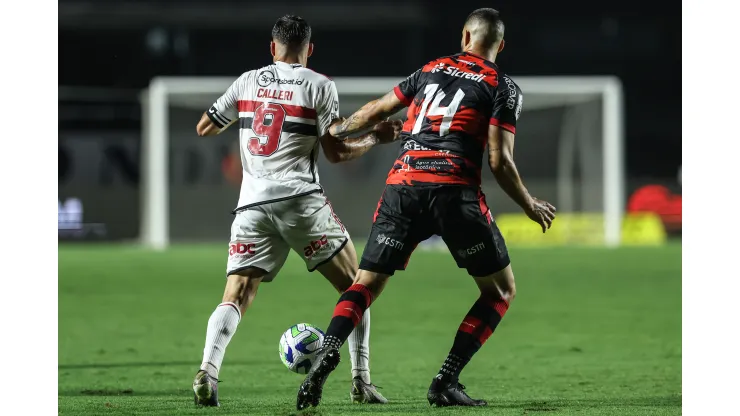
[465, 8, 505, 45]
[272, 15, 311, 49]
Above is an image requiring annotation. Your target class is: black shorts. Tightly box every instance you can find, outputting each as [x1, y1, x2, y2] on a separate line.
[359, 185, 510, 277]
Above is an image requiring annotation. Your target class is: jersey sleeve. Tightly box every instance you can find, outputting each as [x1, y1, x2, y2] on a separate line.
[316, 80, 340, 137]
[207, 73, 246, 129]
[490, 75, 524, 134]
[393, 69, 421, 106]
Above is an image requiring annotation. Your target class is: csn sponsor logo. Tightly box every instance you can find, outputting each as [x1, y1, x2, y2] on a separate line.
[457, 242, 485, 258]
[304, 235, 329, 258]
[376, 233, 405, 250]
[430, 63, 487, 83]
[257, 70, 304, 87]
[229, 242, 256, 257]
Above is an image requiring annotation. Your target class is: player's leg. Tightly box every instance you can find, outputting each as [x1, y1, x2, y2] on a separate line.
[313, 240, 387, 403]
[296, 269, 391, 410]
[427, 266, 514, 407]
[428, 187, 512, 407]
[283, 193, 386, 402]
[194, 209, 289, 407]
[297, 185, 426, 410]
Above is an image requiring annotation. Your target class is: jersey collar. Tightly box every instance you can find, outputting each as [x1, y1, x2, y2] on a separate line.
[460, 52, 498, 69]
[275, 61, 303, 69]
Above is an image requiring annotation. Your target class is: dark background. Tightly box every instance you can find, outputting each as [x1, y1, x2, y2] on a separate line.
[58, 0, 681, 240]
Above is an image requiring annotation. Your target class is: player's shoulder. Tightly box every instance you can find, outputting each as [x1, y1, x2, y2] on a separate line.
[419, 53, 461, 72]
[496, 72, 523, 96]
[295, 67, 334, 88]
[231, 69, 258, 87]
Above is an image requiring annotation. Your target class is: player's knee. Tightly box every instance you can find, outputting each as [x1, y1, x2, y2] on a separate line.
[316, 242, 358, 293]
[476, 265, 516, 302]
[224, 268, 264, 306]
[354, 269, 390, 299]
[506, 280, 517, 301]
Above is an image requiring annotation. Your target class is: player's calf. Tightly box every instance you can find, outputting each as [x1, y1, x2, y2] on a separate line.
[322, 270, 389, 351]
[222, 269, 265, 315]
[195, 268, 265, 406]
[296, 270, 389, 409]
[430, 265, 515, 406]
[316, 244, 388, 403]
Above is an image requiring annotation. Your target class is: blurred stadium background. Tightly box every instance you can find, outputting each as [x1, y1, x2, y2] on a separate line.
[58, 1, 681, 414]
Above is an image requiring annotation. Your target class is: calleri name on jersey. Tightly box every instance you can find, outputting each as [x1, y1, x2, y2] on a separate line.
[206, 61, 340, 212]
[388, 52, 523, 186]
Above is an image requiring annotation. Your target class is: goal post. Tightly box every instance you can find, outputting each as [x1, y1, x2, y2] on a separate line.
[141, 76, 625, 250]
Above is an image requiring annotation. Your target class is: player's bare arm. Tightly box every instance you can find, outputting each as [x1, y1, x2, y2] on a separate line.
[196, 112, 235, 137]
[329, 91, 406, 139]
[488, 125, 556, 232]
[321, 119, 402, 163]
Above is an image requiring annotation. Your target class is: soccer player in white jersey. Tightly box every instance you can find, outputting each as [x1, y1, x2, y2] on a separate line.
[191, 15, 400, 407]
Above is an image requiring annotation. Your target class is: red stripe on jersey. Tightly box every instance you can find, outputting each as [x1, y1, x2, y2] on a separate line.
[423, 56, 499, 87]
[373, 190, 385, 223]
[386, 150, 482, 186]
[490, 118, 516, 134]
[386, 172, 473, 186]
[402, 100, 421, 133]
[393, 85, 413, 106]
[426, 107, 487, 145]
[478, 190, 493, 224]
[238, 100, 317, 119]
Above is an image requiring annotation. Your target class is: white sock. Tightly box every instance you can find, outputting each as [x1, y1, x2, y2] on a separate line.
[200, 302, 241, 379]
[347, 309, 371, 384]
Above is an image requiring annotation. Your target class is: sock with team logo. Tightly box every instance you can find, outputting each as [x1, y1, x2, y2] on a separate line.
[437, 295, 510, 382]
[322, 284, 374, 351]
[200, 302, 241, 379]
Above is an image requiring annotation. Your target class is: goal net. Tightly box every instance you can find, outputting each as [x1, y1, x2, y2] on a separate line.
[141, 76, 625, 250]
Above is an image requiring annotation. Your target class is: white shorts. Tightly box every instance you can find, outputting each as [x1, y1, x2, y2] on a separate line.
[226, 192, 350, 281]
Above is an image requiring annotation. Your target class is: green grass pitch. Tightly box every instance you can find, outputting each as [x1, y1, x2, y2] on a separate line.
[59, 243, 681, 415]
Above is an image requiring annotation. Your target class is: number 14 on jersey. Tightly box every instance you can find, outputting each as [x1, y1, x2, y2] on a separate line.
[412, 83, 466, 137]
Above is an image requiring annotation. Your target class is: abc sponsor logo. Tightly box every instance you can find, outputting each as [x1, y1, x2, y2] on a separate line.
[304, 235, 329, 258]
[229, 242, 256, 257]
[257, 70, 304, 87]
[376, 233, 404, 250]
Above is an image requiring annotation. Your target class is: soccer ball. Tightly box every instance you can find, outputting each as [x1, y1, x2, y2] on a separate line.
[279, 323, 325, 374]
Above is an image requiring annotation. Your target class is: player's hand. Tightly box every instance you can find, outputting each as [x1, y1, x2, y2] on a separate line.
[524, 198, 557, 233]
[373, 119, 403, 144]
[328, 117, 346, 137]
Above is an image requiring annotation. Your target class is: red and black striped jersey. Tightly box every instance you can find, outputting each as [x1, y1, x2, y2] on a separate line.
[387, 52, 523, 186]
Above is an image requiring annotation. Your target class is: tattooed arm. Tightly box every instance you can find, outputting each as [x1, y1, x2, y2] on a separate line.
[321, 119, 403, 163]
[328, 90, 406, 139]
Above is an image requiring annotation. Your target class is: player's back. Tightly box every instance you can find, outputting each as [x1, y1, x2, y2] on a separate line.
[208, 61, 339, 212]
[389, 52, 523, 187]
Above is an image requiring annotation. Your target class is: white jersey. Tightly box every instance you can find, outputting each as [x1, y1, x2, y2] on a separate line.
[207, 61, 339, 211]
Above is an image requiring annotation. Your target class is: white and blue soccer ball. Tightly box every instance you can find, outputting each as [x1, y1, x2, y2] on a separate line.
[279, 323, 325, 374]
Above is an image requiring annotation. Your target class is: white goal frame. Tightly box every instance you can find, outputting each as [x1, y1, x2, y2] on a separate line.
[141, 76, 624, 250]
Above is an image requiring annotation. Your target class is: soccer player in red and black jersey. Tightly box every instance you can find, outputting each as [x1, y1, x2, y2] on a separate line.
[296, 8, 557, 410]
